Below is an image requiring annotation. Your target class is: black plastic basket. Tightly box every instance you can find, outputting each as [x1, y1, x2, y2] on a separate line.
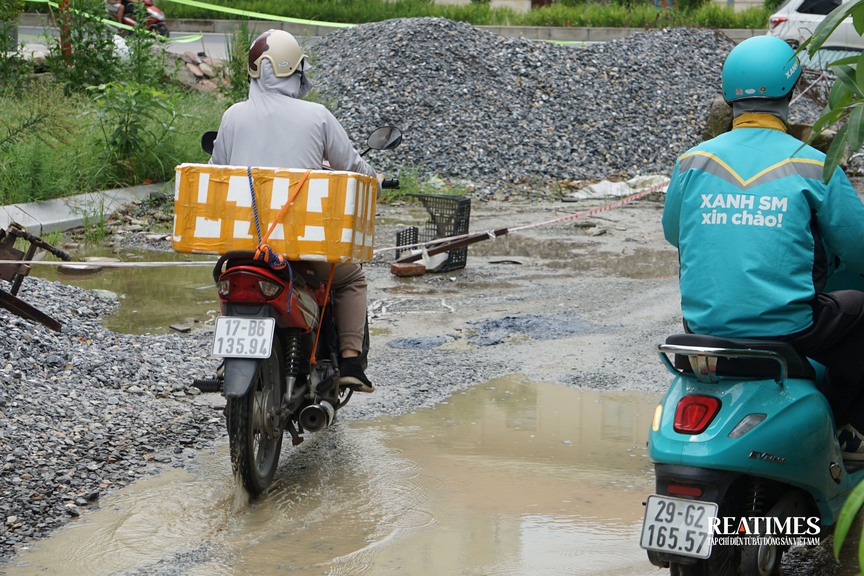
[395, 194, 471, 272]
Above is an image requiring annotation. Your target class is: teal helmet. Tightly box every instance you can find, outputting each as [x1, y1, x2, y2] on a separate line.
[722, 36, 801, 103]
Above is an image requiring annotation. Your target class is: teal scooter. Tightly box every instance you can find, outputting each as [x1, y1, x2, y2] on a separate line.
[641, 330, 864, 575]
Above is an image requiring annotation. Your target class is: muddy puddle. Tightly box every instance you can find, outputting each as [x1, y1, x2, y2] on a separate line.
[469, 235, 678, 279]
[4, 377, 663, 576]
[4, 379, 854, 576]
[32, 248, 217, 335]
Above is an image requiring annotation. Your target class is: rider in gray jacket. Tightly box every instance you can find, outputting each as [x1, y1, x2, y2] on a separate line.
[210, 29, 378, 392]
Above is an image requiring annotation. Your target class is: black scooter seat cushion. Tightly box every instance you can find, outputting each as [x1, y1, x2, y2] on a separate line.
[665, 334, 816, 381]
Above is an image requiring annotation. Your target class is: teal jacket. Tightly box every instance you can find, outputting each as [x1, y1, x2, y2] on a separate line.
[662, 113, 864, 338]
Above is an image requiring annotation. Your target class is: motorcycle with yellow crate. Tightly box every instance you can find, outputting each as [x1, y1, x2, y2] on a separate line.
[190, 126, 402, 495]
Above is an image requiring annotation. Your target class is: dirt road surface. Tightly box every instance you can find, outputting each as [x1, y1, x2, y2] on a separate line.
[350, 188, 680, 422]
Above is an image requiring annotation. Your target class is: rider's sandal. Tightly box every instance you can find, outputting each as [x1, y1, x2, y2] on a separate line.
[338, 356, 376, 393]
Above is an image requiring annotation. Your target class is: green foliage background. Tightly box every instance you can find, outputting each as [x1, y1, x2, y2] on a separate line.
[2, 0, 788, 205]
[21, 0, 775, 29]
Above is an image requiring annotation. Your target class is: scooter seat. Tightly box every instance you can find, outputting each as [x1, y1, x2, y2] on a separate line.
[213, 250, 295, 282]
[665, 334, 816, 381]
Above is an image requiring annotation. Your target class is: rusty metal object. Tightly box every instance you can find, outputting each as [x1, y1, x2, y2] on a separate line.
[0, 223, 73, 331]
[394, 227, 509, 265]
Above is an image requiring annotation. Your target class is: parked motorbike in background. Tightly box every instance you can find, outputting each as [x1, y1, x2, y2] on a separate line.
[642, 270, 864, 575]
[194, 126, 402, 496]
[105, 0, 169, 37]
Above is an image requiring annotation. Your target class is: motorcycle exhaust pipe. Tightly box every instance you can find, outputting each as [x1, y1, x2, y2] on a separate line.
[299, 400, 335, 432]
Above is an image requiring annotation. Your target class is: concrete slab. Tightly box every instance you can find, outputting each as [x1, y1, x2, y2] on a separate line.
[0, 184, 168, 235]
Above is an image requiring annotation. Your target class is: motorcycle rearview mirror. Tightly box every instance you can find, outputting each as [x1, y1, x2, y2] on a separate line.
[361, 126, 402, 156]
[201, 131, 217, 155]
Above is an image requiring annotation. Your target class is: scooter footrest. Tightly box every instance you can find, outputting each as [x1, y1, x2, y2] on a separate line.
[192, 377, 222, 393]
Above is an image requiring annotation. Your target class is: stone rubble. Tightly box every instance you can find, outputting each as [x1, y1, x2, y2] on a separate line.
[311, 18, 823, 197]
[0, 278, 222, 562]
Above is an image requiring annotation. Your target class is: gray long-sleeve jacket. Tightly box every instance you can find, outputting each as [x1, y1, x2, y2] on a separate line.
[210, 60, 376, 180]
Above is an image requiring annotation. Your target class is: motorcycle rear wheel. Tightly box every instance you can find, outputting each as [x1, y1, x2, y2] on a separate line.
[226, 337, 284, 496]
[152, 23, 169, 38]
[739, 544, 781, 576]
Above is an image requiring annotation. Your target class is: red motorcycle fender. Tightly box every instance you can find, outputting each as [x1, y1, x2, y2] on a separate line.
[223, 358, 259, 398]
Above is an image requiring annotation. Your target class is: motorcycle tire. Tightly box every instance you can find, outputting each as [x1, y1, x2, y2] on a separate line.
[669, 545, 736, 576]
[738, 544, 782, 576]
[226, 336, 284, 496]
[152, 24, 169, 38]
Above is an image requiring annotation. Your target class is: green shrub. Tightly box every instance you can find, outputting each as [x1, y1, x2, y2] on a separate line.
[0, 77, 224, 203]
[675, 0, 710, 12]
[224, 21, 255, 104]
[88, 82, 180, 164]
[120, 25, 171, 86]
[0, 0, 26, 88]
[0, 0, 25, 22]
[45, 0, 119, 92]
[0, 25, 28, 89]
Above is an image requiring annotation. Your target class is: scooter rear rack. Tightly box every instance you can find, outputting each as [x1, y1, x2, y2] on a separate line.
[659, 333, 816, 384]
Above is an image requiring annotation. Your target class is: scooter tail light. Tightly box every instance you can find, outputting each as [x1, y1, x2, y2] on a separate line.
[673, 395, 721, 435]
[218, 271, 283, 303]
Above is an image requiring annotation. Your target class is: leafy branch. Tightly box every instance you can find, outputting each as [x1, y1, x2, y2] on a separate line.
[799, 0, 864, 180]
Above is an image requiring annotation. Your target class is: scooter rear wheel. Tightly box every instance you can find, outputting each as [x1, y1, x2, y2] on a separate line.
[739, 543, 781, 576]
[669, 545, 736, 576]
[226, 336, 284, 496]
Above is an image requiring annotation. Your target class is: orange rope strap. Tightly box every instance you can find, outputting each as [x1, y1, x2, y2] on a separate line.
[253, 169, 314, 266]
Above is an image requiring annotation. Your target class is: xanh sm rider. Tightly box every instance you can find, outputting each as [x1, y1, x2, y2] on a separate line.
[209, 29, 381, 393]
[662, 35, 864, 459]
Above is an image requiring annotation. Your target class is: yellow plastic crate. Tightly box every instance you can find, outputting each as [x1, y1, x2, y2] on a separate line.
[172, 163, 377, 262]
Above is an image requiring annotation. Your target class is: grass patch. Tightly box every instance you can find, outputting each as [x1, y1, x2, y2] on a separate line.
[142, 0, 771, 28]
[380, 166, 469, 205]
[0, 85, 226, 205]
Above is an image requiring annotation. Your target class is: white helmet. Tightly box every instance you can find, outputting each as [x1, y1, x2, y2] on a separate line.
[248, 29, 307, 79]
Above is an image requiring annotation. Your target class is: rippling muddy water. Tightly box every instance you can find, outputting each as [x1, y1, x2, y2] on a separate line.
[33, 249, 216, 335]
[4, 377, 662, 576]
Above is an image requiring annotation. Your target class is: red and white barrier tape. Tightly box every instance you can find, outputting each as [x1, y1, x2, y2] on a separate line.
[374, 180, 669, 254]
[0, 180, 668, 267]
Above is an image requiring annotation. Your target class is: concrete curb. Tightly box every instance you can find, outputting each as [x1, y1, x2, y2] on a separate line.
[18, 13, 765, 43]
[0, 183, 169, 235]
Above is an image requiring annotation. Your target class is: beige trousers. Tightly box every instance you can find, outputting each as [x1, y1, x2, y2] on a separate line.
[308, 262, 367, 355]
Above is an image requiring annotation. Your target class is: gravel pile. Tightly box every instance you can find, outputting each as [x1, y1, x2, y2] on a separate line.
[0, 279, 223, 561]
[312, 18, 823, 197]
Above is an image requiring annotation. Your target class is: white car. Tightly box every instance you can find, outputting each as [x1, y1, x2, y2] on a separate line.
[768, 0, 864, 50]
